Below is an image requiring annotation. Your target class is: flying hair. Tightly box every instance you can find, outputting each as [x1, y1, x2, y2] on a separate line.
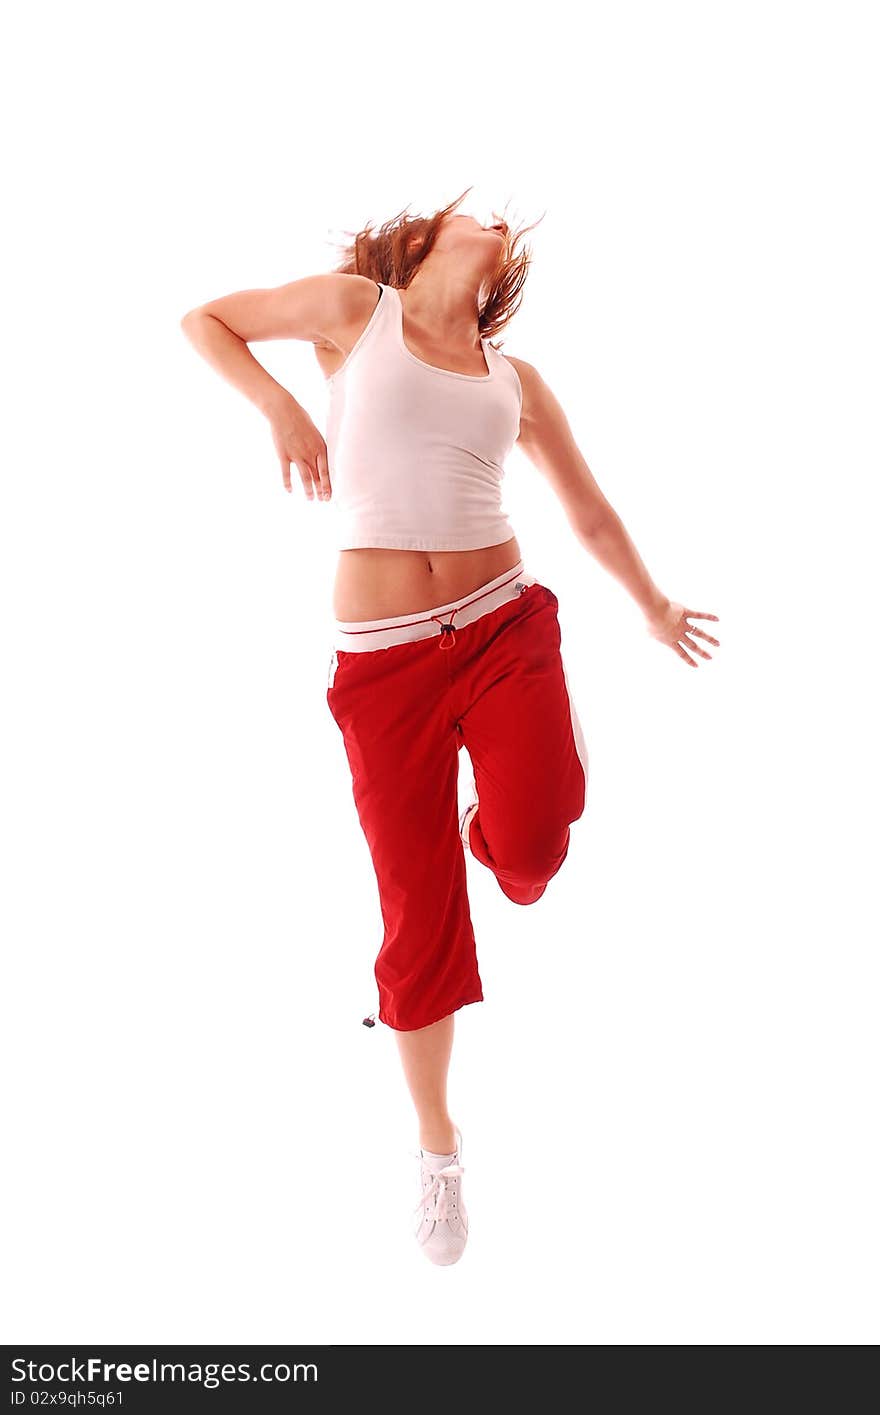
[327, 185, 545, 346]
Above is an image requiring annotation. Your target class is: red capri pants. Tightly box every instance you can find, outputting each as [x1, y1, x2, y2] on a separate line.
[326, 558, 589, 1032]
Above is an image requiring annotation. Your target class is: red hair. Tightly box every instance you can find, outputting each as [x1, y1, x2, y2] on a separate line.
[328, 185, 544, 346]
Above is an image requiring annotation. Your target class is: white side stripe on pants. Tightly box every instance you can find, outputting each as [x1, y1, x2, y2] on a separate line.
[560, 655, 589, 794]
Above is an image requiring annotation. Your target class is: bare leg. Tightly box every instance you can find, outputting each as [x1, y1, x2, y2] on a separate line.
[395, 1013, 457, 1153]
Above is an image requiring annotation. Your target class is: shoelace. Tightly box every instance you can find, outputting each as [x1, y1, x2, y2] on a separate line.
[414, 1163, 465, 1225]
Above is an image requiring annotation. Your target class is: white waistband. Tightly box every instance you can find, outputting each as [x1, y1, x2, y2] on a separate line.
[331, 560, 538, 652]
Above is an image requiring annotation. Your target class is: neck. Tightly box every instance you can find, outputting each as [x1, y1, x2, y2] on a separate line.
[401, 258, 488, 342]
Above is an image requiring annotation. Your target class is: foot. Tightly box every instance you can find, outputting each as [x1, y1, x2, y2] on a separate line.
[414, 1127, 468, 1266]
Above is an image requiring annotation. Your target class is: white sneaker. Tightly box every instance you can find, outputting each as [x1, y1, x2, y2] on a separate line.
[459, 799, 479, 855]
[413, 1128, 468, 1266]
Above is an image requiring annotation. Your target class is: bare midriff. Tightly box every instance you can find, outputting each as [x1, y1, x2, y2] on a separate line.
[332, 536, 523, 621]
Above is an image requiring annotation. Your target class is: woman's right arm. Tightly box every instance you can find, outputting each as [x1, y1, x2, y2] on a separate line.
[180, 272, 375, 499]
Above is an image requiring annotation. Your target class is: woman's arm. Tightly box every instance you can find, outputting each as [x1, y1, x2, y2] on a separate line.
[180, 273, 379, 499]
[506, 355, 669, 619]
[506, 356, 719, 666]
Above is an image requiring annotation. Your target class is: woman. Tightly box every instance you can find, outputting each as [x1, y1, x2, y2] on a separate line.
[181, 188, 720, 1267]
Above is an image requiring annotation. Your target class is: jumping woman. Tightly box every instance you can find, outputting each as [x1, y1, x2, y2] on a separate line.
[181, 187, 720, 1267]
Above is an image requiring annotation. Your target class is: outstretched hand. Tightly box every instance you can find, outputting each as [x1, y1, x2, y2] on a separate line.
[646, 600, 720, 667]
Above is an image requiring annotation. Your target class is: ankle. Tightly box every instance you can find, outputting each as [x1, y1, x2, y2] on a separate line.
[419, 1120, 457, 1155]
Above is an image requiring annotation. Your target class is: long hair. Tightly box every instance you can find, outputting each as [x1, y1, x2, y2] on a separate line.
[328, 186, 544, 346]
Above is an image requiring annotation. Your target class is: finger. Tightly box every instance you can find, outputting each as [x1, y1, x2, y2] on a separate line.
[674, 643, 698, 667]
[685, 611, 719, 621]
[315, 447, 332, 500]
[687, 625, 720, 646]
[293, 459, 315, 500]
[279, 457, 292, 492]
[304, 458, 325, 499]
[682, 633, 711, 659]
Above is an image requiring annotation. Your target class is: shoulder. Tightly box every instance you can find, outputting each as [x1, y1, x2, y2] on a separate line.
[501, 354, 538, 389]
[500, 355, 560, 406]
[496, 355, 572, 447]
[311, 273, 384, 351]
[496, 354, 544, 415]
[311, 275, 387, 380]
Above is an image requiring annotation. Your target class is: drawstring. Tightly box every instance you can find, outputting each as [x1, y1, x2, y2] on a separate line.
[429, 605, 462, 650]
[429, 579, 530, 651]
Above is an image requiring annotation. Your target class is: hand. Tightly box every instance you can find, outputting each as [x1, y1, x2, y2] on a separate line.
[646, 599, 720, 667]
[268, 396, 332, 501]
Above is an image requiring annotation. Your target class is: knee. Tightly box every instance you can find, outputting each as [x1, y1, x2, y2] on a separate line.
[499, 826, 573, 890]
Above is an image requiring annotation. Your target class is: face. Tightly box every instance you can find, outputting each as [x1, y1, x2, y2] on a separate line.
[439, 212, 507, 247]
[432, 213, 508, 282]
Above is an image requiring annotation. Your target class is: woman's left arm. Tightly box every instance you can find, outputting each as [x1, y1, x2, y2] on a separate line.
[506, 356, 720, 668]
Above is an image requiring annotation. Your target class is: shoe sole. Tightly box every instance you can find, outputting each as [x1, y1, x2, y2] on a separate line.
[459, 800, 478, 853]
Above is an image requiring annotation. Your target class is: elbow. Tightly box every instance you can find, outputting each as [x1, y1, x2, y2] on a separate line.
[180, 305, 216, 329]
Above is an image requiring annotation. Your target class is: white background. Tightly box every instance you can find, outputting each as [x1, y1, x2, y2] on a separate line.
[3, 0, 877, 1346]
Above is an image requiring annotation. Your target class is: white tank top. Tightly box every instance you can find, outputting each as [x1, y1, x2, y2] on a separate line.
[325, 282, 522, 552]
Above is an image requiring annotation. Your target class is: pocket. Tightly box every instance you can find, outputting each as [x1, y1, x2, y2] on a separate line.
[327, 647, 341, 692]
[328, 647, 357, 693]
